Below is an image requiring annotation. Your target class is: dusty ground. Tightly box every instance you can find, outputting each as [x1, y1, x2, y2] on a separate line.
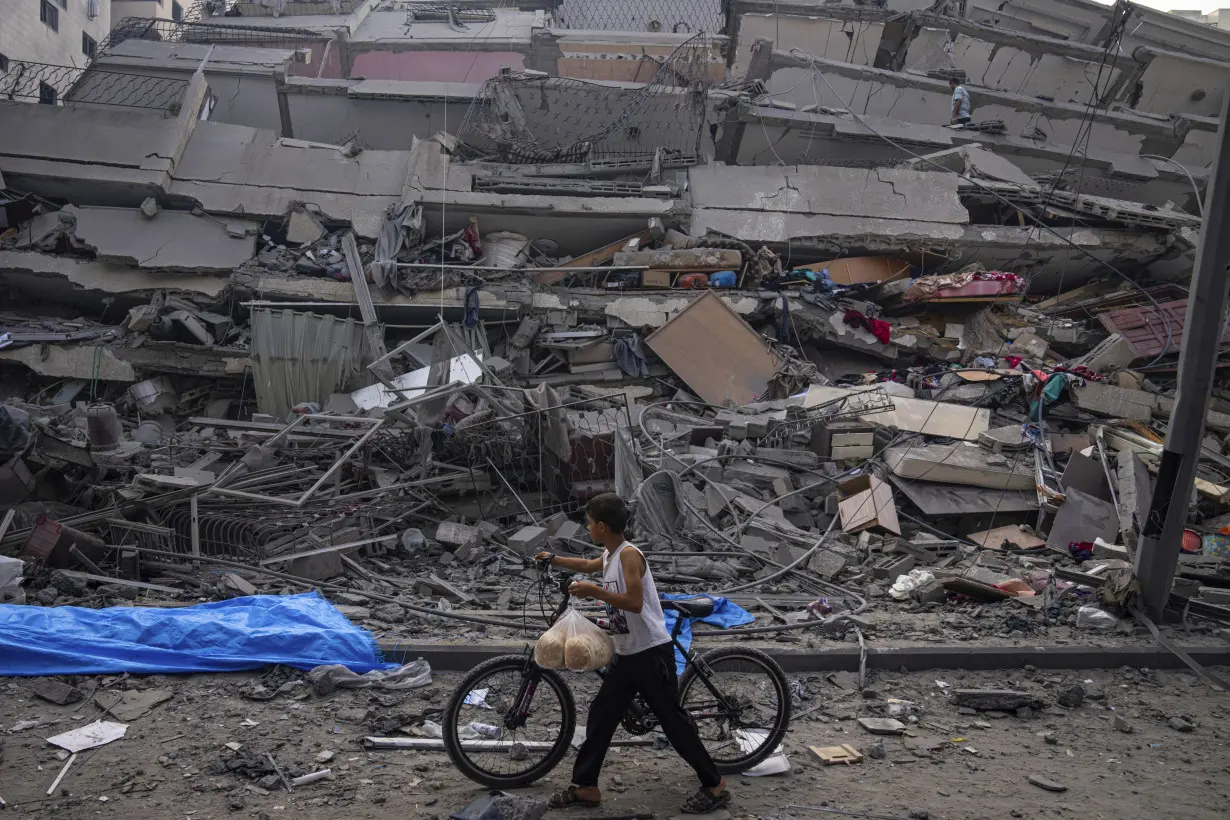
[2, 662, 1228, 820]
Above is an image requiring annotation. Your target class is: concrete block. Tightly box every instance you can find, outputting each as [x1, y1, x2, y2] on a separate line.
[1072, 382, 1155, 421]
[287, 551, 343, 581]
[873, 553, 915, 580]
[808, 549, 849, 580]
[912, 578, 948, 604]
[724, 461, 792, 489]
[550, 520, 585, 546]
[436, 521, 481, 551]
[1075, 333, 1136, 373]
[1091, 538, 1129, 560]
[508, 526, 548, 556]
[543, 513, 570, 536]
[1200, 588, 1230, 606]
[31, 679, 83, 706]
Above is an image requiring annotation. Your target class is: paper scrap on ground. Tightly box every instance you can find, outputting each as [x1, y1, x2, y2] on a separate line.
[47, 720, 128, 753]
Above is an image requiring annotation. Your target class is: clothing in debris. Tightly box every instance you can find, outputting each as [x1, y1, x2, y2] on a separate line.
[842, 309, 892, 344]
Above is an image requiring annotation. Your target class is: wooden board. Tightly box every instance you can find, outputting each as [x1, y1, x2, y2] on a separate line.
[797, 256, 911, 286]
[968, 525, 1046, 550]
[646, 291, 779, 407]
[808, 744, 864, 765]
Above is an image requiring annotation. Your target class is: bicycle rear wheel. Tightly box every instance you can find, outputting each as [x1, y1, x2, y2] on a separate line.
[677, 647, 791, 773]
[442, 655, 576, 789]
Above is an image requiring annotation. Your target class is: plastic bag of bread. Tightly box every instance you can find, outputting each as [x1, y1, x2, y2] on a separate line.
[534, 608, 613, 672]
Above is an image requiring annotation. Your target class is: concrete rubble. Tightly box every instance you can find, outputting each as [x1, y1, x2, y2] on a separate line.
[2, 0, 1230, 813]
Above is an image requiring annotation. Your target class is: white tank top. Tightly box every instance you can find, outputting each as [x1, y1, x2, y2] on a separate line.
[601, 542, 672, 656]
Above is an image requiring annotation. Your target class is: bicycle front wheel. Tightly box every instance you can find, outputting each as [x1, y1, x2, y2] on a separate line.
[442, 655, 577, 788]
[678, 647, 791, 773]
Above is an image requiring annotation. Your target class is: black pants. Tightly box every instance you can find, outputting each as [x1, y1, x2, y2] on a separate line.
[956, 116, 971, 125]
[572, 642, 722, 789]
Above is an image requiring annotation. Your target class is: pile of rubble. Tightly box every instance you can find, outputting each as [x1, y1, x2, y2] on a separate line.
[1, 190, 1229, 650]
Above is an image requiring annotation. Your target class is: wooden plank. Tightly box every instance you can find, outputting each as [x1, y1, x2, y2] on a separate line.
[58, 571, 180, 594]
[808, 744, 863, 765]
[645, 291, 778, 406]
[532, 229, 653, 284]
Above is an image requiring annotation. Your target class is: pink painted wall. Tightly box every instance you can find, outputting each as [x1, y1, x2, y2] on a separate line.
[350, 51, 524, 83]
[289, 40, 344, 79]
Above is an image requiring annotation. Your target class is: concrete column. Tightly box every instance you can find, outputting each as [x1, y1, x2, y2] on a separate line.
[715, 38, 774, 164]
[1135, 86, 1230, 619]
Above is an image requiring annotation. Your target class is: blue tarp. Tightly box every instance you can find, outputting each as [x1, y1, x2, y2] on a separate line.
[662, 593, 755, 675]
[0, 592, 394, 676]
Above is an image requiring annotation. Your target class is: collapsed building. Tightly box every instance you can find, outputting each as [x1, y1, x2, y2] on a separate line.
[0, 0, 1228, 655]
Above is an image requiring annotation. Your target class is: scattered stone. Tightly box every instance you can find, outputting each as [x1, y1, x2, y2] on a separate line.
[1056, 684, 1085, 708]
[36, 587, 59, 606]
[316, 750, 335, 763]
[1015, 706, 1034, 720]
[31, 679, 83, 706]
[1168, 717, 1194, 733]
[1113, 715, 1133, 734]
[867, 741, 886, 760]
[1041, 731, 1058, 745]
[954, 689, 1046, 712]
[858, 717, 907, 735]
[1027, 774, 1067, 793]
[909, 811, 931, 820]
[370, 603, 405, 623]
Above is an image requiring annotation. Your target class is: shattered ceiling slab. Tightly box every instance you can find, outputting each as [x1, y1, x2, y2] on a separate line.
[62, 206, 258, 273]
[688, 164, 967, 244]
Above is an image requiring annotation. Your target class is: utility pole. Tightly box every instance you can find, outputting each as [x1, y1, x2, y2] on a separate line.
[1135, 89, 1230, 620]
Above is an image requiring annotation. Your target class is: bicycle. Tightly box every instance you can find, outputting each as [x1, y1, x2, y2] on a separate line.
[441, 558, 792, 788]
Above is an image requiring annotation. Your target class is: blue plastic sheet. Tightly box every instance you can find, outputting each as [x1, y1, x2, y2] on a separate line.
[662, 593, 754, 675]
[0, 592, 394, 676]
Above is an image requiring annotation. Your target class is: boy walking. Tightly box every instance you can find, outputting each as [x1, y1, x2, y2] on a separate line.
[537, 493, 730, 814]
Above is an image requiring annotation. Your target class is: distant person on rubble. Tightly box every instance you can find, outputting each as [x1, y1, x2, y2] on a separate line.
[950, 76, 972, 126]
[536, 493, 730, 814]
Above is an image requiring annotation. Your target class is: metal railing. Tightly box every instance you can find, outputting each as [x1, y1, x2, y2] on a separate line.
[210, 0, 365, 16]
[0, 59, 189, 111]
[97, 16, 326, 61]
[550, 0, 725, 32]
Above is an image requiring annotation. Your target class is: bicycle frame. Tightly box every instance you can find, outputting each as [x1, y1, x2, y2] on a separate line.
[502, 563, 734, 732]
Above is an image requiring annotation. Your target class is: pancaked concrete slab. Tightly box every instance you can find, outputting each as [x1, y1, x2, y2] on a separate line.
[0, 250, 228, 300]
[62, 206, 259, 273]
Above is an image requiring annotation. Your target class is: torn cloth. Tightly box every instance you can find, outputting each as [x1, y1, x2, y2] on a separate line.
[0, 404, 31, 456]
[526, 382, 571, 462]
[307, 659, 431, 691]
[661, 594, 754, 675]
[0, 593, 393, 676]
[842, 309, 891, 344]
[614, 334, 652, 378]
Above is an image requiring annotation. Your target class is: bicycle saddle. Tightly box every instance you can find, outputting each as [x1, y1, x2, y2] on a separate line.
[662, 596, 716, 619]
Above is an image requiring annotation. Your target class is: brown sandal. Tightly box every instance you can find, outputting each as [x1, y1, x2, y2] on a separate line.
[548, 786, 600, 809]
